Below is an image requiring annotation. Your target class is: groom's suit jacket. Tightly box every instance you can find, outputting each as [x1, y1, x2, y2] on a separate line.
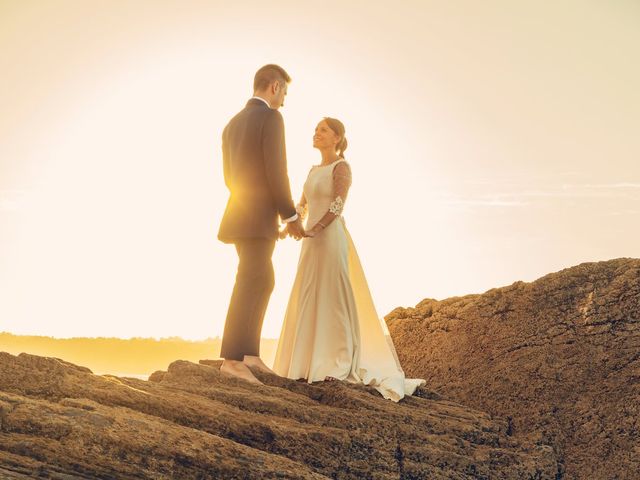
[218, 98, 297, 243]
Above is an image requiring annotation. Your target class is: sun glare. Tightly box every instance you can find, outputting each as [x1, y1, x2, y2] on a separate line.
[1, 1, 638, 342]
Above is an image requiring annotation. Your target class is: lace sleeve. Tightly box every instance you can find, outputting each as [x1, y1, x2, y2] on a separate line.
[328, 162, 352, 215]
[306, 161, 352, 236]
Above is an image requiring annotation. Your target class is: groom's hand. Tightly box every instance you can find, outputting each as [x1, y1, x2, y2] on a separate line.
[286, 218, 305, 240]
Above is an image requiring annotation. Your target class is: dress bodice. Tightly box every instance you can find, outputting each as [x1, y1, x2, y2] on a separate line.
[303, 158, 347, 227]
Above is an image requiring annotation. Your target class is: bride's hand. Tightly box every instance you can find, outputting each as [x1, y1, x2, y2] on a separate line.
[304, 225, 322, 237]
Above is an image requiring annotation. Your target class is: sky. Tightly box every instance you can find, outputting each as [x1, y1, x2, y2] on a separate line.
[1, 0, 639, 341]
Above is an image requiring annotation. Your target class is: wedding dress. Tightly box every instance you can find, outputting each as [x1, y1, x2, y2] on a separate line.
[272, 158, 426, 402]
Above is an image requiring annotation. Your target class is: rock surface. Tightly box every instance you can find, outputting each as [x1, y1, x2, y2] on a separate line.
[0, 351, 557, 479]
[387, 257, 640, 480]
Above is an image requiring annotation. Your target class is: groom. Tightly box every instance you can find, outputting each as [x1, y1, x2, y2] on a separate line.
[217, 64, 305, 385]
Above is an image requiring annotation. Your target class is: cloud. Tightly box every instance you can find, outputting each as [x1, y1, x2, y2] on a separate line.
[461, 171, 585, 186]
[440, 198, 530, 207]
[561, 183, 640, 189]
[494, 190, 638, 199]
[607, 209, 640, 216]
[430, 179, 640, 211]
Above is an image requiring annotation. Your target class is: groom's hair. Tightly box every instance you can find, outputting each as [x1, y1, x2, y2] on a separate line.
[253, 64, 291, 92]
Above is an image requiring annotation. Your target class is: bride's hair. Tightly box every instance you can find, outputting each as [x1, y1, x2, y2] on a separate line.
[323, 117, 348, 159]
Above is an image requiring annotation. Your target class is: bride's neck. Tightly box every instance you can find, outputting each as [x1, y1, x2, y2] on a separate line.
[320, 149, 339, 165]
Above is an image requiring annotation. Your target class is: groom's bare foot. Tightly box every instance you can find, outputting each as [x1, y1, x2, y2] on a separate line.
[220, 359, 263, 385]
[243, 355, 278, 375]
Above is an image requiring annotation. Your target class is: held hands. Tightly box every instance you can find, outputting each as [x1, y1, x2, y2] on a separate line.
[280, 218, 306, 241]
[278, 218, 325, 240]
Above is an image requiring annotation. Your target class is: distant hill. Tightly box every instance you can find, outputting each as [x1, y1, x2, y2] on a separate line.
[387, 257, 640, 480]
[0, 333, 279, 378]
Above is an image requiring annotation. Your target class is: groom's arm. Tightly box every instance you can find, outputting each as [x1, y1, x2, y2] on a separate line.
[262, 110, 297, 222]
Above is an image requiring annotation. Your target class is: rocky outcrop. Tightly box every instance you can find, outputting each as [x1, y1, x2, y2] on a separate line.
[0, 351, 557, 479]
[387, 257, 640, 480]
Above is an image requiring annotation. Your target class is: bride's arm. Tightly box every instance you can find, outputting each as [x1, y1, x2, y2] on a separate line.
[306, 162, 352, 237]
[295, 192, 308, 221]
[280, 192, 309, 240]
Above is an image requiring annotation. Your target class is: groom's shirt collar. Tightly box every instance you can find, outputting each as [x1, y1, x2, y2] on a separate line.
[250, 96, 271, 108]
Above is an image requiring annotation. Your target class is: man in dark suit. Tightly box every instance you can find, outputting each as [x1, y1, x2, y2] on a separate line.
[218, 64, 305, 385]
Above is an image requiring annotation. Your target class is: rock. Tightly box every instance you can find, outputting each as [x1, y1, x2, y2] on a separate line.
[387, 257, 640, 480]
[0, 351, 558, 479]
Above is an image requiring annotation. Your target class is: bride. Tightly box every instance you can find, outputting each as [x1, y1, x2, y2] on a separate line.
[272, 117, 426, 402]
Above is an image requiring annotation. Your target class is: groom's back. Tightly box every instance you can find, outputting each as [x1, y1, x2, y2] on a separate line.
[224, 103, 273, 187]
[217, 99, 295, 244]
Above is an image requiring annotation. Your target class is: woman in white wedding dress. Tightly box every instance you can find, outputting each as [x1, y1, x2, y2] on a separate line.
[272, 117, 426, 402]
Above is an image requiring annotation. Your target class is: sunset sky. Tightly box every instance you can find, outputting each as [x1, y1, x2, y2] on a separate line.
[1, 0, 639, 341]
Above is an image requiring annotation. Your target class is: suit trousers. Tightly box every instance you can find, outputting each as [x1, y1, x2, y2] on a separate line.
[220, 238, 276, 361]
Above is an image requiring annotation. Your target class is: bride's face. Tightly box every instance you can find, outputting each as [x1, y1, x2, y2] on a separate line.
[312, 120, 339, 151]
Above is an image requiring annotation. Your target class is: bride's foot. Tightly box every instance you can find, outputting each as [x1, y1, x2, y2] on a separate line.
[324, 376, 340, 382]
[220, 359, 263, 385]
[243, 355, 278, 375]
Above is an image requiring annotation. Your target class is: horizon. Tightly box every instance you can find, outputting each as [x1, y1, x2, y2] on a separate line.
[0, 331, 282, 376]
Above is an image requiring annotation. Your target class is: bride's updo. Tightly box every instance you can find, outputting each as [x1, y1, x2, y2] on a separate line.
[324, 117, 348, 159]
